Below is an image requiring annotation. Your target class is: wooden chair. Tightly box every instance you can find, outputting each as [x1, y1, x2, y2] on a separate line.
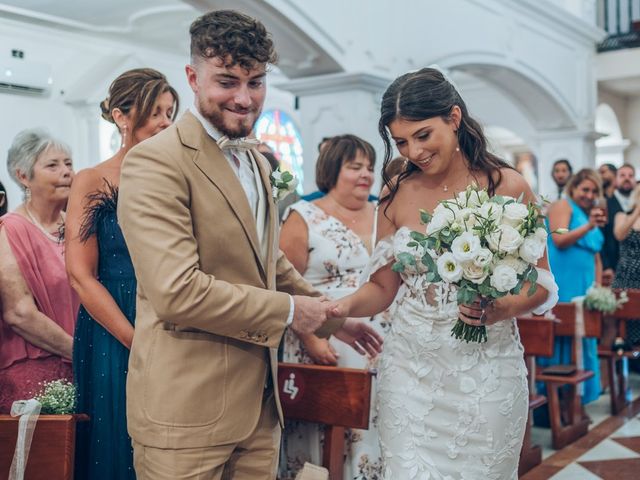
[0, 414, 88, 480]
[598, 289, 640, 414]
[516, 315, 556, 475]
[278, 363, 374, 480]
[534, 303, 601, 449]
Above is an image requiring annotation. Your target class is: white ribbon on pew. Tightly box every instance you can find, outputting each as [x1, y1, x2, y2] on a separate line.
[572, 296, 586, 396]
[9, 399, 41, 480]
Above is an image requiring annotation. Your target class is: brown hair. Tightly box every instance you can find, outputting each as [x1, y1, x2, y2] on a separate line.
[379, 68, 511, 209]
[315, 134, 376, 193]
[565, 168, 602, 199]
[100, 68, 179, 133]
[189, 10, 277, 70]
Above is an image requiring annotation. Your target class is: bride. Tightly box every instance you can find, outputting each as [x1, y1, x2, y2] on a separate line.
[329, 67, 558, 479]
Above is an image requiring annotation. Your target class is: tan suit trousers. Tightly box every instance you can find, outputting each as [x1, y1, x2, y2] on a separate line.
[132, 391, 281, 479]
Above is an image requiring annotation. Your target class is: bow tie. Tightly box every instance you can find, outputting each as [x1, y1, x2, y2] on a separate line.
[216, 135, 260, 152]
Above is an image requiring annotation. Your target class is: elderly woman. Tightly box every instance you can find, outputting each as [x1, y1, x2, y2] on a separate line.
[0, 129, 78, 412]
[279, 134, 387, 479]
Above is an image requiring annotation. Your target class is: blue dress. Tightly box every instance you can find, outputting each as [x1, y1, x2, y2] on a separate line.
[538, 198, 604, 405]
[73, 184, 136, 479]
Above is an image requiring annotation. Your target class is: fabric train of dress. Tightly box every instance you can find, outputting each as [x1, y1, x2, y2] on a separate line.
[372, 227, 529, 480]
[73, 184, 136, 480]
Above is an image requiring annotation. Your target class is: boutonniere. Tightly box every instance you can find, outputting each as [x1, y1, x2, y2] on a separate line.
[270, 167, 298, 202]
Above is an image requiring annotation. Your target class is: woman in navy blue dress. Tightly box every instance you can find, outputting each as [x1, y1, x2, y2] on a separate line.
[65, 69, 179, 479]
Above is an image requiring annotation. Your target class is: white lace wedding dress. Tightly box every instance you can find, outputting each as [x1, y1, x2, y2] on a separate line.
[369, 227, 557, 480]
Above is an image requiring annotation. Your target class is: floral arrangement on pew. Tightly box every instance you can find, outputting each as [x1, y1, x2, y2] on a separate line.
[393, 184, 557, 343]
[583, 285, 628, 315]
[33, 378, 76, 414]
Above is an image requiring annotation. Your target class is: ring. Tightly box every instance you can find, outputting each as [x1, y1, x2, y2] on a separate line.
[479, 310, 487, 325]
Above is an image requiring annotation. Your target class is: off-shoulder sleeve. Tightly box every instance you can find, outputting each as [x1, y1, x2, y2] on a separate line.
[531, 267, 559, 315]
[359, 235, 396, 285]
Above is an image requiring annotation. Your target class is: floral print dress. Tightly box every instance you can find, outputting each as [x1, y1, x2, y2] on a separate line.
[280, 200, 389, 480]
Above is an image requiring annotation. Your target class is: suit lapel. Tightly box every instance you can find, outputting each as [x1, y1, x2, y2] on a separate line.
[251, 151, 278, 289]
[178, 112, 267, 281]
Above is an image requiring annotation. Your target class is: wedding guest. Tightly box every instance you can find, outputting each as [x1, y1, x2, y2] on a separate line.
[279, 134, 387, 479]
[536, 168, 606, 425]
[65, 68, 179, 480]
[599, 163, 617, 199]
[552, 158, 573, 199]
[612, 184, 640, 350]
[0, 180, 7, 216]
[0, 129, 78, 412]
[602, 164, 636, 285]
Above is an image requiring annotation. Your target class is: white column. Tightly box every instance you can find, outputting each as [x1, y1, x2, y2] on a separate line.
[275, 72, 391, 194]
[534, 129, 600, 199]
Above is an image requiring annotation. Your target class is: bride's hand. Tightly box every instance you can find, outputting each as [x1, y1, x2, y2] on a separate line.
[334, 318, 383, 358]
[458, 299, 505, 327]
[327, 300, 349, 319]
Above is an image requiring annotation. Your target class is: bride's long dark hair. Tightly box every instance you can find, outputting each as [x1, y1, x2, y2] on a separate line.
[379, 68, 511, 208]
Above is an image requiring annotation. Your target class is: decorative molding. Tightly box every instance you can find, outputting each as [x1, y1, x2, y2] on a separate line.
[275, 72, 392, 96]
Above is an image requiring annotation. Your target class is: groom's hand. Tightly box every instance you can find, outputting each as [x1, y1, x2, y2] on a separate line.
[291, 295, 329, 335]
[333, 318, 383, 358]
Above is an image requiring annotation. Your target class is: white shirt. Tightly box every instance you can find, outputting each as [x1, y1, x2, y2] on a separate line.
[190, 106, 295, 325]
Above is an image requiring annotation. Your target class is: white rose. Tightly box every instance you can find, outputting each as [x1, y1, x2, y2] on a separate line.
[496, 255, 528, 275]
[426, 206, 455, 235]
[534, 227, 548, 242]
[451, 232, 481, 262]
[490, 264, 519, 292]
[462, 261, 488, 284]
[487, 224, 524, 254]
[502, 202, 529, 228]
[436, 252, 463, 283]
[519, 236, 546, 264]
[473, 248, 493, 267]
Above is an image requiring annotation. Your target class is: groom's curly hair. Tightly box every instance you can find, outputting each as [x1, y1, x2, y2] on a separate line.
[190, 10, 277, 70]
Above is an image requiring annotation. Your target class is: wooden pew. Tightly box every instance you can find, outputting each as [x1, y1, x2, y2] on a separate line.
[278, 363, 374, 480]
[534, 303, 601, 449]
[516, 315, 556, 476]
[598, 289, 640, 414]
[0, 414, 88, 480]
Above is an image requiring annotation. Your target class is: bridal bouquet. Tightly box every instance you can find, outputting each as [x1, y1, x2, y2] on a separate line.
[393, 184, 549, 343]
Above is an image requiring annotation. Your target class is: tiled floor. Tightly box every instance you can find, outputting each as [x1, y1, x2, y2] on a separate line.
[522, 372, 640, 479]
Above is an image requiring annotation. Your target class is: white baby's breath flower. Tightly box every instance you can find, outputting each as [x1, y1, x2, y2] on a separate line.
[502, 202, 529, 228]
[451, 231, 481, 262]
[490, 264, 519, 292]
[519, 236, 546, 264]
[462, 261, 488, 284]
[487, 224, 524, 254]
[496, 255, 528, 275]
[473, 248, 493, 267]
[436, 252, 463, 283]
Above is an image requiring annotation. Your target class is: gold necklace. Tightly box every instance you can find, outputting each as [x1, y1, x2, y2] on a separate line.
[24, 204, 62, 242]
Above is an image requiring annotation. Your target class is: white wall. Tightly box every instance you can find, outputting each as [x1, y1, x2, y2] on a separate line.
[0, 17, 193, 209]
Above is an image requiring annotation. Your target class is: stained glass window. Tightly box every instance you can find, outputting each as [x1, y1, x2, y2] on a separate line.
[255, 109, 304, 193]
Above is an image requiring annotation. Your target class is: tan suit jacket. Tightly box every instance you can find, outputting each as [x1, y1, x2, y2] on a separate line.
[118, 111, 342, 449]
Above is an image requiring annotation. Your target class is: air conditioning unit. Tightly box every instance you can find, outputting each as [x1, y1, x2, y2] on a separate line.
[0, 57, 52, 96]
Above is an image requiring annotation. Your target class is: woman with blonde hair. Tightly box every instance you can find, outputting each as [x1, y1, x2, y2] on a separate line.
[65, 68, 179, 479]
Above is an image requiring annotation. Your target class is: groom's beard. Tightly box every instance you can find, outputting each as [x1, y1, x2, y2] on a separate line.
[196, 97, 261, 139]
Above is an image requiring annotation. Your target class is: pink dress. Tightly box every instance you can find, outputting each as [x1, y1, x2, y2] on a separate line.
[0, 213, 79, 412]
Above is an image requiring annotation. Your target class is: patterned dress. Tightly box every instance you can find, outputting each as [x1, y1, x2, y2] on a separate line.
[280, 200, 389, 480]
[73, 184, 136, 479]
[613, 228, 640, 345]
[371, 227, 529, 479]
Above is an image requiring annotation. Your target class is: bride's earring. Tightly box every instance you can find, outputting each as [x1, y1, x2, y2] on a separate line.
[120, 125, 127, 149]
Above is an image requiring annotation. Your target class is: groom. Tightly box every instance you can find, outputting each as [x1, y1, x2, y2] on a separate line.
[118, 9, 382, 479]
